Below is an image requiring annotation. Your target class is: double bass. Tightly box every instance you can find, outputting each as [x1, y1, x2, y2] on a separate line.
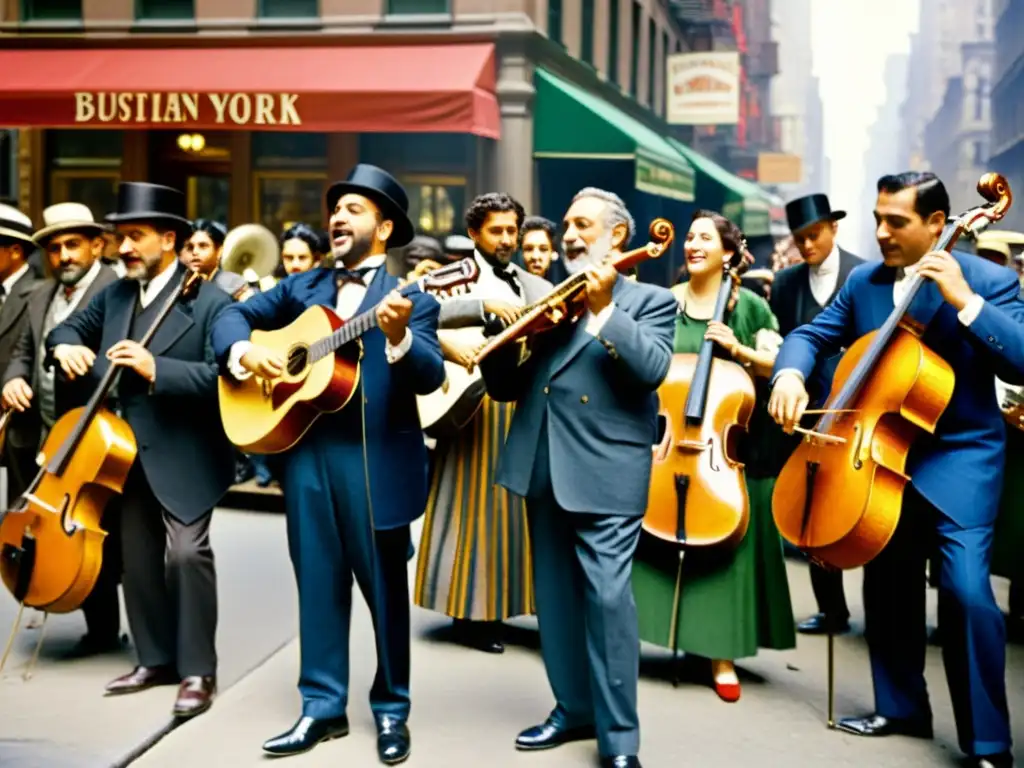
[644, 254, 753, 549]
[470, 219, 675, 366]
[0, 269, 203, 673]
[772, 173, 1013, 572]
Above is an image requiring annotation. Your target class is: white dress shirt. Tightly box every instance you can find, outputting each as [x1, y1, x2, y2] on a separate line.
[139, 260, 179, 309]
[50, 260, 102, 324]
[808, 244, 840, 307]
[228, 256, 411, 380]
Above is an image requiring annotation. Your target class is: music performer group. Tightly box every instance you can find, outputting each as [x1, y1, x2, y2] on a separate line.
[0, 160, 1018, 768]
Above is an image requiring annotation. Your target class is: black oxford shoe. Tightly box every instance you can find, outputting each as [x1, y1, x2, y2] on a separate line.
[262, 715, 349, 757]
[796, 613, 851, 635]
[515, 718, 596, 751]
[601, 757, 641, 768]
[836, 714, 933, 739]
[976, 752, 1015, 768]
[376, 715, 411, 765]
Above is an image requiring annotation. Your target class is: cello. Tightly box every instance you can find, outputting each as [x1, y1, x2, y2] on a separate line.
[470, 219, 675, 366]
[644, 256, 754, 549]
[772, 173, 1013, 572]
[0, 268, 203, 675]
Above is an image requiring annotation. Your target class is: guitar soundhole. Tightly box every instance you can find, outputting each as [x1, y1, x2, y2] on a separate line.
[287, 345, 309, 376]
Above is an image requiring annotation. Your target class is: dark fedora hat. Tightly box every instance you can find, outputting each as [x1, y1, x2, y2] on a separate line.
[106, 182, 193, 247]
[785, 193, 846, 234]
[325, 164, 415, 248]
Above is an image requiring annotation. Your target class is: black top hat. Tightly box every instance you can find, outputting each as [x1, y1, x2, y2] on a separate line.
[106, 182, 193, 247]
[785, 193, 846, 235]
[325, 164, 414, 248]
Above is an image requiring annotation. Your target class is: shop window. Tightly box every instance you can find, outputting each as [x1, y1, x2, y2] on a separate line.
[252, 132, 328, 235]
[259, 0, 317, 17]
[648, 18, 657, 108]
[136, 0, 194, 20]
[548, 0, 562, 45]
[581, 0, 594, 64]
[22, 0, 81, 21]
[403, 176, 466, 238]
[387, 0, 449, 13]
[630, 1, 641, 97]
[48, 130, 122, 217]
[607, 0, 619, 84]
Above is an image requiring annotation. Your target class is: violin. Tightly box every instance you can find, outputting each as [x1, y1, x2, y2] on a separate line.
[0, 270, 203, 630]
[644, 257, 754, 548]
[471, 219, 674, 366]
[772, 173, 1013, 571]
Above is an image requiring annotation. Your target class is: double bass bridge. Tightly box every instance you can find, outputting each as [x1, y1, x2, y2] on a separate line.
[676, 437, 720, 471]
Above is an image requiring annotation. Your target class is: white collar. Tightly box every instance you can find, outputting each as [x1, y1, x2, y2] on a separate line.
[2, 263, 29, 296]
[142, 260, 178, 297]
[62, 260, 101, 295]
[810, 244, 840, 276]
[344, 255, 386, 275]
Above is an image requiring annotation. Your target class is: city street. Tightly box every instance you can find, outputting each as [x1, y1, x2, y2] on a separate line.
[1, 506, 1021, 767]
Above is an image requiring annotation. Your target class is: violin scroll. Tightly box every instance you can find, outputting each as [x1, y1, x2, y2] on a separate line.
[977, 172, 1011, 212]
[647, 218, 675, 254]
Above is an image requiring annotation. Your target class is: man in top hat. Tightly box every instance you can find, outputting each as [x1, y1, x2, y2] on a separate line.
[44, 182, 235, 718]
[769, 192, 862, 636]
[1, 202, 120, 656]
[211, 164, 444, 763]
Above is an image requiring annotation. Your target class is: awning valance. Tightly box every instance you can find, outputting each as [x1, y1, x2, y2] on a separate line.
[0, 44, 500, 137]
[533, 68, 695, 203]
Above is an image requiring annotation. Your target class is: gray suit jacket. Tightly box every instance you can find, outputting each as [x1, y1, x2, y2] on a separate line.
[437, 261, 552, 328]
[480, 276, 677, 517]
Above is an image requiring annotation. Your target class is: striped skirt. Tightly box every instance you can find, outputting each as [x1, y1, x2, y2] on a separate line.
[414, 397, 535, 621]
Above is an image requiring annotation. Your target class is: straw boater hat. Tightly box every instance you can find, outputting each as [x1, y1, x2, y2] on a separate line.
[0, 203, 36, 247]
[33, 202, 109, 246]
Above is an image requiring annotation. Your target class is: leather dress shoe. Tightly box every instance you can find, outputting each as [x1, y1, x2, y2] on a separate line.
[976, 752, 1015, 768]
[262, 715, 350, 757]
[104, 665, 178, 695]
[797, 613, 850, 635]
[836, 714, 933, 739]
[515, 718, 596, 751]
[601, 757, 641, 768]
[173, 676, 215, 718]
[376, 715, 411, 765]
[452, 619, 504, 654]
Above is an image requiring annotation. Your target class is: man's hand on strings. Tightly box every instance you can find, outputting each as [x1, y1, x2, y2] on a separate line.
[768, 373, 809, 434]
[107, 340, 156, 383]
[917, 250, 974, 312]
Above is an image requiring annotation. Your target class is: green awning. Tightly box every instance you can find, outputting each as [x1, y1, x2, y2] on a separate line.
[668, 137, 772, 236]
[533, 68, 695, 203]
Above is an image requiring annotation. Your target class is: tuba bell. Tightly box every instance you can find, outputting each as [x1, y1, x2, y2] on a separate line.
[221, 224, 280, 293]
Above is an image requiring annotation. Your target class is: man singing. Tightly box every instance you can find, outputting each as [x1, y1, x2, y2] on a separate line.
[211, 164, 444, 764]
[769, 172, 1020, 768]
[479, 187, 676, 768]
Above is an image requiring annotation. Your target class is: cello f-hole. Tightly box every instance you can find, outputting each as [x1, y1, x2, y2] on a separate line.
[705, 438, 719, 472]
[850, 424, 864, 470]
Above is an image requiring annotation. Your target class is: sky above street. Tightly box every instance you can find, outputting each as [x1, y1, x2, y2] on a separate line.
[810, 0, 921, 252]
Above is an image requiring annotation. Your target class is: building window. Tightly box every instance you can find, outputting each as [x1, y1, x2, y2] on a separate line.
[259, 0, 318, 17]
[973, 140, 987, 165]
[22, 0, 81, 20]
[47, 130, 123, 218]
[548, 0, 562, 45]
[136, 0, 194, 20]
[976, 76, 989, 120]
[581, 0, 595, 64]
[252, 133, 328, 235]
[648, 19, 657, 108]
[607, 0, 620, 84]
[403, 175, 466, 238]
[387, 0, 449, 12]
[630, 1, 641, 97]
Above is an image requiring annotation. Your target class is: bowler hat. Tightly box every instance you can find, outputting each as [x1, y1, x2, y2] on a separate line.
[33, 202, 109, 246]
[106, 182, 193, 247]
[0, 203, 35, 247]
[785, 193, 846, 235]
[325, 164, 415, 248]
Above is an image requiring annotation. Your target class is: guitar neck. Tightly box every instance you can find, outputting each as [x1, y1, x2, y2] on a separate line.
[310, 281, 419, 362]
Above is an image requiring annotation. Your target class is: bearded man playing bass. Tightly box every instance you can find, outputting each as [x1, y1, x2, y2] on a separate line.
[478, 187, 676, 768]
[769, 172, 1023, 768]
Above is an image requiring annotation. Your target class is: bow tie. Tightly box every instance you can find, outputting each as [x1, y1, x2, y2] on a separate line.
[491, 263, 521, 297]
[335, 265, 374, 287]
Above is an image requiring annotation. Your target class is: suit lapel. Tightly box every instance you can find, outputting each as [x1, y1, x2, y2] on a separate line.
[550, 276, 627, 379]
[147, 268, 193, 357]
[29, 281, 57, 343]
[356, 266, 391, 317]
[0, 272, 36, 340]
[107, 280, 140, 343]
[793, 263, 810, 327]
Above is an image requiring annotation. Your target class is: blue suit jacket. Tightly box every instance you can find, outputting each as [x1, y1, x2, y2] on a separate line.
[481, 277, 676, 517]
[210, 266, 445, 530]
[773, 251, 1024, 528]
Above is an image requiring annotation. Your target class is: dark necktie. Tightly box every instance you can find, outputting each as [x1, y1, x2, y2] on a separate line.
[63, 285, 75, 301]
[492, 263, 521, 298]
[335, 266, 374, 288]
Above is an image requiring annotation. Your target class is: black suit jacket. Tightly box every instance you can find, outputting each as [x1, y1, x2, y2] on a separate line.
[770, 247, 862, 337]
[0, 268, 42, 377]
[45, 264, 235, 524]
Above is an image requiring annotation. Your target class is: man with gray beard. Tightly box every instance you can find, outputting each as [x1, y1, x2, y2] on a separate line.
[478, 188, 677, 768]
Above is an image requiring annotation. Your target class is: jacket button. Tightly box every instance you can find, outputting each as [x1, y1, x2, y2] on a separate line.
[580, 395, 589, 404]
[543, 386, 550, 394]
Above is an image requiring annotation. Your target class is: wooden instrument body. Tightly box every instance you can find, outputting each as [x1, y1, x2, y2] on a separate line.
[0, 407, 136, 612]
[645, 353, 756, 547]
[772, 326, 955, 569]
[417, 326, 487, 438]
[218, 305, 361, 454]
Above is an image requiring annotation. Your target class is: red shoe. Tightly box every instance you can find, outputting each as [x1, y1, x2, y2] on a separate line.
[714, 680, 741, 703]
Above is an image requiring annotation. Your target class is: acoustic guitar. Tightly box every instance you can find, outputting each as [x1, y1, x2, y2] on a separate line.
[416, 327, 488, 438]
[218, 259, 479, 454]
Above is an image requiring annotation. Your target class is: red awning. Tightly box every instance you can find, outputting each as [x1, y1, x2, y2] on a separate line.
[0, 43, 500, 138]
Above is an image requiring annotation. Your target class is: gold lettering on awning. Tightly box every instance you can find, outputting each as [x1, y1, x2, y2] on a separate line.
[72, 92, 303, 126]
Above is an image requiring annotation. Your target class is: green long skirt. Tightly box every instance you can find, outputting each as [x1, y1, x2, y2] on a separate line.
[632, 477, 796, 660]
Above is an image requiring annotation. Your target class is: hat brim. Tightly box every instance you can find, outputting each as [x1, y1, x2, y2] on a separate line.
[33, 221, 109, 246]
[106, 212, 194, 246]
[326, 182, 414, 248]
[0, 226, 36, 247]
[790, 210, 846, 235]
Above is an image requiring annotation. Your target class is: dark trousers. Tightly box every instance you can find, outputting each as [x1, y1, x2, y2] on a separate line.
[282, 435, 411, 722]
[810, 563, 849, 622]
[120, 465, 217, 677]
[865, 487, 1010, 757]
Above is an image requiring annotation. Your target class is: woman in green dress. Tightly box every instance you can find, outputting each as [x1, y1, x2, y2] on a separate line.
[632, 209, 796, 702]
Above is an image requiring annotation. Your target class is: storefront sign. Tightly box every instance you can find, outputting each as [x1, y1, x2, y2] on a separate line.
[73, 92, 303, 126]
[666, 52, 740, 126]
[634, 149, 695, 203]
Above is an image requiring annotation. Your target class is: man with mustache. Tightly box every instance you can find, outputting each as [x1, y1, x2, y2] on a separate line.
[212, 164, 444, 764]
[1, 202, 119, 657]
[414, 193, 550, 654]
[45, 182, 235, 719]
[478, 187, 676, 768]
